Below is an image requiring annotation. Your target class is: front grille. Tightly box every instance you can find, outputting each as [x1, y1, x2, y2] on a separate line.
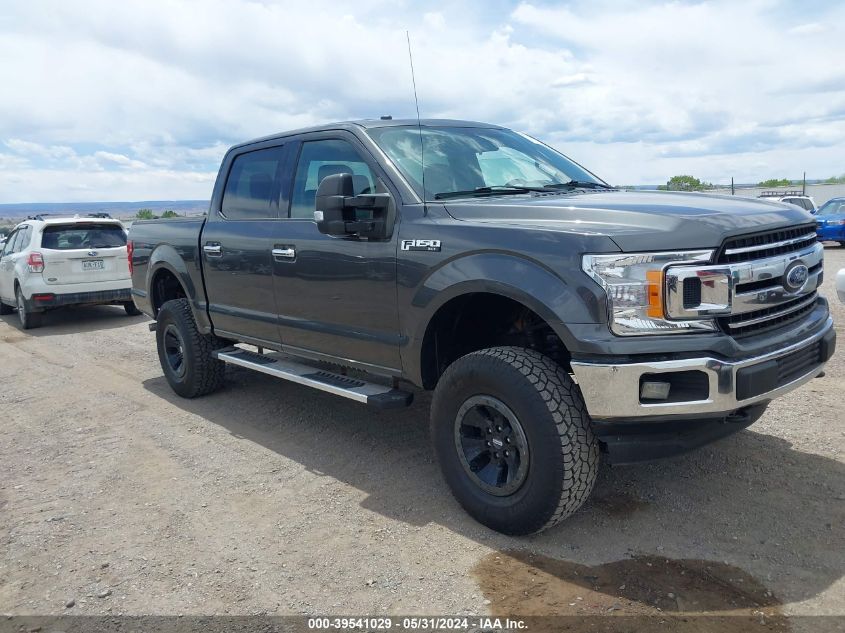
[777, 341, 821, 385]
[719, 224, 817, 264]
[714, 224, 821, 337]
[718, 292, 818, 337]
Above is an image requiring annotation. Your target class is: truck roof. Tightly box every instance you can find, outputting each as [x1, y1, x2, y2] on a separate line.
[234, 118, 503, 152]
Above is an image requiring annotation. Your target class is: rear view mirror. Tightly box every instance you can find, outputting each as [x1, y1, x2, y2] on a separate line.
[314, 173, 391, 239]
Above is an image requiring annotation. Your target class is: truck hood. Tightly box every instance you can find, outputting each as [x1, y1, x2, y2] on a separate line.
[442, 190, 815, 252]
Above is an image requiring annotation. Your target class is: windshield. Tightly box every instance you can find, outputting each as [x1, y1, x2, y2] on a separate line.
[817, 200, 845, 216]
[367, 125, 606, 201]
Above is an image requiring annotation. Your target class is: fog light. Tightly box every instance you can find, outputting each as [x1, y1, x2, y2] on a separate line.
[640, 380, 671, 400]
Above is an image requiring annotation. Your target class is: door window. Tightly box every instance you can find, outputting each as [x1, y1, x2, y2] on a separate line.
[222, 146, 287, 220]
[289, 139, 377, 219]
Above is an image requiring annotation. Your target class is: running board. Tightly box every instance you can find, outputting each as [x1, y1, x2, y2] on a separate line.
[213, 347, 413, 409]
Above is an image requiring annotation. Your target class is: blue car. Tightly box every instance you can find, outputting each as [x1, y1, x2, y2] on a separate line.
[815, 197, 845, 245]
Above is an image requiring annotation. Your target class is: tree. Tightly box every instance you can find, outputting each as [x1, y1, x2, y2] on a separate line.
[136, 208, 157, 220]
[825, 174, 845, 184]
[758, 178, 791, 187]
[160, 210, 179, 218]
[662, 175, 711, 191]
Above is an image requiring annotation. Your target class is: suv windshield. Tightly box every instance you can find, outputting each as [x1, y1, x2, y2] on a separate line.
[367, 125, 607, 201]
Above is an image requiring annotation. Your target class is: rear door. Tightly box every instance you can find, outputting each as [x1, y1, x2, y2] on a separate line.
[38, 222, 129, 285]
[201, 143, 291, 345]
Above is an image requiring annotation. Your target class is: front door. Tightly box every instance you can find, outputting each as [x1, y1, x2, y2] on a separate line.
[201, 143, 290, 345]
[271, 135, 402, 372]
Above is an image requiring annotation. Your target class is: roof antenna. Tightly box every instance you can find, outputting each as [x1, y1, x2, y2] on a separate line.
[406, 31, 426, 210]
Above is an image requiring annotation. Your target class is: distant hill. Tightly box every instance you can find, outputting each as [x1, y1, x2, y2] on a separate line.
[0, 200, 209, 220]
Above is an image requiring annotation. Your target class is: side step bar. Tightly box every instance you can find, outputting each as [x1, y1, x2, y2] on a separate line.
[213, 347, 413, 410]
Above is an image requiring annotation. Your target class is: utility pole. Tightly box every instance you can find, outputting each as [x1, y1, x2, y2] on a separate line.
[731, 177, 735, 195]
[802, 171, 806, 195]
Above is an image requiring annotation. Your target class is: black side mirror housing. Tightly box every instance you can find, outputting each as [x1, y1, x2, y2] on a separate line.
[314, 173, 391, 239]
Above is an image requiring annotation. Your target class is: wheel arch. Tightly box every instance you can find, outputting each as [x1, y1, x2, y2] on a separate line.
[403, 252, 599, 388]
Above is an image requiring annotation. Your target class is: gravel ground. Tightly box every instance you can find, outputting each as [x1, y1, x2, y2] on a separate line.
[0, 247, 843, 626]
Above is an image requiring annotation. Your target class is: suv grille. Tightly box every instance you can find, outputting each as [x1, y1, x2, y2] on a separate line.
[716, 224, 820, 337]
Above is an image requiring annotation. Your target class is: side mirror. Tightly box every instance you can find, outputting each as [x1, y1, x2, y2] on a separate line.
[314, 173, 391, 239]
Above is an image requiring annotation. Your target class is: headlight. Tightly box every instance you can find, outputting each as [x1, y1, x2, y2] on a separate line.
[583, 250, 716, 336]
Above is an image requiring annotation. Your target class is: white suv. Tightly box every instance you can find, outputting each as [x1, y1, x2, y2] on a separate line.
[758, 190, 817, 213]
[0, 215, 139, 329]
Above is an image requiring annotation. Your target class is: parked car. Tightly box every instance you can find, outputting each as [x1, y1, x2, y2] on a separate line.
[0, 215, 139, 329]
[815, 197, 845, 246]
[758, 190, 817, 213]
[130, 119, 835, 535]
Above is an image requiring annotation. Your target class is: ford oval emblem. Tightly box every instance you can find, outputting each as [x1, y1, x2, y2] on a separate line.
[783, 261, 809, 292]
[87, 250, 98, 257]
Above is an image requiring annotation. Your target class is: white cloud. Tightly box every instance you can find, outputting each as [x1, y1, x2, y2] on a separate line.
[0, 0, 843, 201]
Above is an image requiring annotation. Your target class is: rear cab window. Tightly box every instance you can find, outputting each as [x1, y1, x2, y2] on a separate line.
[221, 146, 288, 220]
[40, 223, 127, 250]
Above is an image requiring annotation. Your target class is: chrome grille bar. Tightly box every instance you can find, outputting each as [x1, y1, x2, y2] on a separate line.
[724, 293, 818, 330]
[724, 231, 817, 256]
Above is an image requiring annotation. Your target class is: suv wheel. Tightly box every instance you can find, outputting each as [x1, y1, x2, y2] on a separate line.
[156, 298, 226, 398]
[16, 286, 42, 330]
[431, 346, 599, 535]
[0, 299, 12, 315]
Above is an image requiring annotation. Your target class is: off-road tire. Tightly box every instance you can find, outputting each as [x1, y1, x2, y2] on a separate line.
[156, 298, 226, 398]
[0, 299, 12, 315]
[123, 301, 142, 316]
[431, 346, 599, 535]
[16, 286, 42, 330]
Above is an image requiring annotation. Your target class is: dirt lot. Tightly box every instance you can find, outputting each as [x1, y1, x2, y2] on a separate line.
[1, 247, 843, 627]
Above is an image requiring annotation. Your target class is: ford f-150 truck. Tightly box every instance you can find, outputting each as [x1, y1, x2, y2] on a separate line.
[129, 119, 836, 535]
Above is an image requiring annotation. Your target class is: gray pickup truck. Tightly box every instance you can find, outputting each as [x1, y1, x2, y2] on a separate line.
[129, 119, 835, 535]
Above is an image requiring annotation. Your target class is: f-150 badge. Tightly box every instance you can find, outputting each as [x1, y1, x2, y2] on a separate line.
[401, 239, 441, 252]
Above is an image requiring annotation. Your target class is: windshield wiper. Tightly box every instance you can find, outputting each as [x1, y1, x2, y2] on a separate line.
[434, 185, 547, 200]
[544, 180, 615, 190]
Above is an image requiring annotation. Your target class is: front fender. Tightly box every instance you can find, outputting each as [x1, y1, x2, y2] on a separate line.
[401, 251, 605, 386]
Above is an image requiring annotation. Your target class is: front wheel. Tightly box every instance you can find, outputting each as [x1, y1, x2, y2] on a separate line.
[156, 298, 226, 398]
[431, 347, 599, 535]
[16, 286, 42, 330]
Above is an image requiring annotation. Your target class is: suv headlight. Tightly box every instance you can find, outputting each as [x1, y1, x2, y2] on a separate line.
[583, 250, 715, 336]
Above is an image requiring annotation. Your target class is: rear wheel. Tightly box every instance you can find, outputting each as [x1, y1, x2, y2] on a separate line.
[431, 346, 599, 535]
[156, 298, 226, 398]
[123, 301, 142, 316]
[16, 286, 42, 330]
[0, 299, 12, 315]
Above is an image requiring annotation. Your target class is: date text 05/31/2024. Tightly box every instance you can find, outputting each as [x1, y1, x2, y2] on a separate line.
[307, 617, 527, 631]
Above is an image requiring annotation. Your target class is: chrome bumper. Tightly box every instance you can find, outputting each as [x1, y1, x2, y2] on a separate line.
[571, 318, 834, 419]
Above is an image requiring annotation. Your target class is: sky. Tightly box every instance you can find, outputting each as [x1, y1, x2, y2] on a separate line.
[0, 0, 843, 203]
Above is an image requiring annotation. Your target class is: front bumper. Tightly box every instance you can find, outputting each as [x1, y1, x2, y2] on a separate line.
[571, 318, 835, 420]
[25, 288, 132, 312]
[817, 226, 845, 242]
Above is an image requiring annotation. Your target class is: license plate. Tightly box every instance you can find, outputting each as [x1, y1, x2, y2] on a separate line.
[82, 259, 104, 270]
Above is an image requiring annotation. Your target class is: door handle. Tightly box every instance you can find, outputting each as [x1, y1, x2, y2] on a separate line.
[272, 247, 296, 260]
[203, 243, 222, 257]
